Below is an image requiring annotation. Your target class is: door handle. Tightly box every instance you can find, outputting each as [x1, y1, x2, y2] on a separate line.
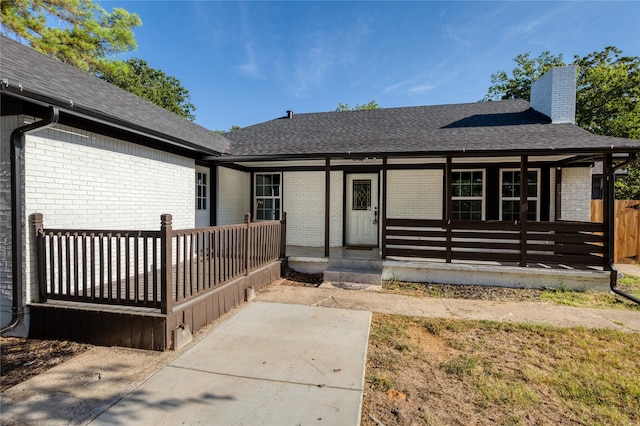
[373, 207, 378, 225]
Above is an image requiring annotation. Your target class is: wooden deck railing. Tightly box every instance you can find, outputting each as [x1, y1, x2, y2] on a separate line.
[385, 218, 606, 268]
[34, 213, 286, 313]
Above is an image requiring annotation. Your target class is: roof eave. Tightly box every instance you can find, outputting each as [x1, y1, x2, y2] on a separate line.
[0, 84, 223, 157]
[204, 146, 640, 163]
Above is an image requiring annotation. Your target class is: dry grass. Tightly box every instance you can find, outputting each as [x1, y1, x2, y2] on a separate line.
[382, 274, 640, 311]
[363, 314, 640, 425]
[540, 274, 640, 311]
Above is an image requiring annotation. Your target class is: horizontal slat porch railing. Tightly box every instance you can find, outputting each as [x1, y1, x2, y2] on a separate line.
[34, 213, 285, 313]
[385, 218, 606, 268]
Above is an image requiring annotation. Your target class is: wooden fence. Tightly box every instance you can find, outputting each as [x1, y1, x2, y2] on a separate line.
[591, 200, 639, 264]
[34, 213, 286, 313]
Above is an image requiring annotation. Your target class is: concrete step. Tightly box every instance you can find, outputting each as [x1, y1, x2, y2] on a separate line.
[324, 269, 382, 285]
[326, 258, 382, 272]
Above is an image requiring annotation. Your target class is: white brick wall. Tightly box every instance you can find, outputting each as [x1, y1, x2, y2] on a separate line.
[0, 120, 198, 329]
[560, 167, 591, 221]
[329, 171, 344, 246]
[24, 124, 195, 230]
[387, 169, 443, 219]
[283, 171, 343, 247]
[530, 66, 576, 124]
[216, 166, 249, 225]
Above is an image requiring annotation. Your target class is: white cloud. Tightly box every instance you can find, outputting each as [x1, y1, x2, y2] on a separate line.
[504, 19, 544, 40]
[283, 17, 371, 98]
[238, 42, 264, 79]
[406, 83, 436, 96]
[381, 80, 412, 95]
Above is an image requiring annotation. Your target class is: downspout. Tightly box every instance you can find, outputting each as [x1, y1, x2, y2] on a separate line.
[1, 107, 59, 334]
[606, 152, 640, 305]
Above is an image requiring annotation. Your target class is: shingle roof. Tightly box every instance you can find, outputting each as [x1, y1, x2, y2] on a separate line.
[223, 100, 640, 157]
[0, 36, 229, 155]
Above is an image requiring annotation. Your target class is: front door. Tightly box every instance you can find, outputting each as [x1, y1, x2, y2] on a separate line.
[346, 173, 379, 246]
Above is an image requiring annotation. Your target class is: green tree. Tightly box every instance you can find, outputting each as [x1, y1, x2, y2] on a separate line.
[2, 1, 200, 121]
[214, 125, 241, 134]
[484, 51, 565, 101]
[1, 0, 141, 76]
[485, 47, 640, 199]
[615, 161, 640, 200]
[335, 100, 381, 111]
[98, 58, 196, 121]
[573, 47, 640, 140]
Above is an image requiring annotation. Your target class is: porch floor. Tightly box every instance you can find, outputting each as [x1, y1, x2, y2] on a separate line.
[286, 245, 604, 271]
[285, 245, 610, 292]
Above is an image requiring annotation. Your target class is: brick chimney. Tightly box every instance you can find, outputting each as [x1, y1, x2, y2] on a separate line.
[530, 66, 576, 124]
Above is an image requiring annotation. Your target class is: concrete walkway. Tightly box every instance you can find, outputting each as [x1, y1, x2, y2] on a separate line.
[2, 282, 639, 426]
[256, 285, 640, 333]
[1, 301, 371, 426]
[93, 301, 371, 425]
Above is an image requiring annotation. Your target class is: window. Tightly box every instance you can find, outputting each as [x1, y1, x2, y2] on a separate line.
[255, 173, 281, 220]
[500, 169, 539, 221]
[196, 171, 207, 210]
[352, 179, 371, 210]
[451, 170, 484, 220]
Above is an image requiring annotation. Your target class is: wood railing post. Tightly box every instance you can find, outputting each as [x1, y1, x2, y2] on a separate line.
[160, 214, 173, 314]
[381, 158, 387, 259]
[519, 155, 528, 267]
[280, 212, 287, 258]
[445, 157, 452, 263]
[32, 213, 46, 302]
[245, 213, 251, 275]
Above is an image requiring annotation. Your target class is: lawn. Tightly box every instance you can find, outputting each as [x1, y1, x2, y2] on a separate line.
[362, 315, 640, 425]
[383, 274, 640, 311]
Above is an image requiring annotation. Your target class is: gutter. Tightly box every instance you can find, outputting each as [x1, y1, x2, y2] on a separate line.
[1, 86, 224, 157]
[204, 148, 640, 163]
[607, 152, 640, 305]
[1, 106, 59, 334]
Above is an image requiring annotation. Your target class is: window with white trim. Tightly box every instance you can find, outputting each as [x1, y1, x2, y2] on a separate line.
[254, 173, 281, 220]
[451, 170, 485, 220]
[500, 169, 539, 221]
[196, 171, 207, 210]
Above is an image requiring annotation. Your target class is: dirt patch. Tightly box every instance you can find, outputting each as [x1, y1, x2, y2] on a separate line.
[281, 269, 324, 287]
[363, 314, 640, 426]
[383, 280, 545, 302]
[1, 337, 91, 392]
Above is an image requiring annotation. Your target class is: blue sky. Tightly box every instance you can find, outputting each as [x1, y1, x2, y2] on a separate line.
[103, 1, 640, 132]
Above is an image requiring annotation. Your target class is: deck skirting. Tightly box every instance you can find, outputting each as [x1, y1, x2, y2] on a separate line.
[29, 261, 282, 351]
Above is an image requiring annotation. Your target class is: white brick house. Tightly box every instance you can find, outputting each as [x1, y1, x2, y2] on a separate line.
[2, 36, 640, 338]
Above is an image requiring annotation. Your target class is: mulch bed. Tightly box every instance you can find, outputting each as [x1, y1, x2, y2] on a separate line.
[1, 337, 91, 392]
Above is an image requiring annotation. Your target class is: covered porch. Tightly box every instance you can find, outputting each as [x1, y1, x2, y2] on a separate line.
[214, 151, 624, 293]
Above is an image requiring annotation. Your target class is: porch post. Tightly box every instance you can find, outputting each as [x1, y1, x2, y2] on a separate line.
[32, 213, 46, 302]
[519, 156, 528, 267]
[445, 157, 452, 263]
[280, 212, 287, 259]
[325, 157, 330, 257]
[381, 157, 388, 259]
[160, 214, 173, 315]
[244, 213, 251, 275]
[602, 154, 614, 267]
[554, 167, 562, 221]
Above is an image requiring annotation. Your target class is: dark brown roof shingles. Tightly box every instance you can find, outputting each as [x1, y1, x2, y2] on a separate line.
[0, 36, 229, 154]
[224, 101, 640, 157]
